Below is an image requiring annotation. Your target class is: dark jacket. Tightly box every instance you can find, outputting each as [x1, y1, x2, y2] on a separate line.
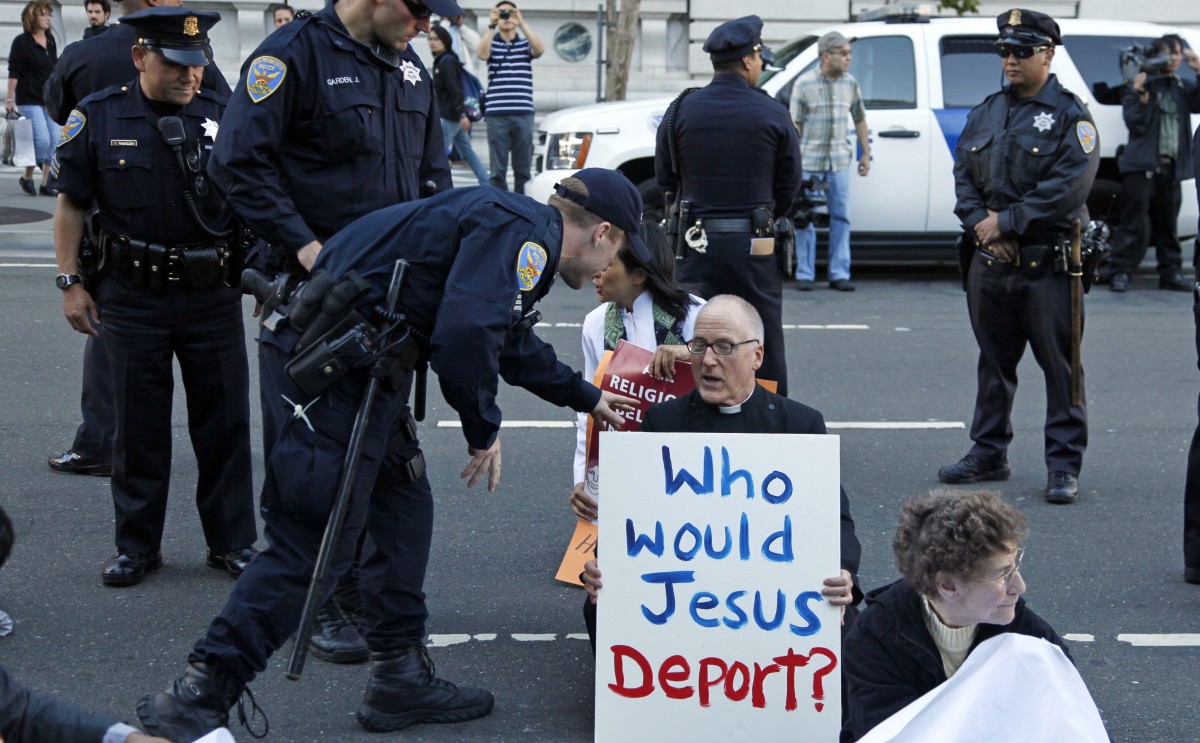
[1117, 74, 1200, 179]
[432, 49, 466, 121]
[954, 74, 1099, 242]
[7, 31, 57, 107]
[843, 579, 1070, 742]
[0, 662, 116, 743]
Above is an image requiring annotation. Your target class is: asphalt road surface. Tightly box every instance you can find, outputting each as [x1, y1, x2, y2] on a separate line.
[2, 258, 1198, 742]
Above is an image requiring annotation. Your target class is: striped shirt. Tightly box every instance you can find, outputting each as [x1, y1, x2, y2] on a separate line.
[790, 68, 866, 172]
[484, 35, 534, 115]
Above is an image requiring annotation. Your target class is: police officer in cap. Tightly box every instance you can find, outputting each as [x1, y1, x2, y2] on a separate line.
[43, 0, 233, 481]
[939, 8, 1099, 504]
[51, 6, 258, 584]
[209, 0, 458, 661]
[136, 170, 641, 740]
[655, 15, 800, 397]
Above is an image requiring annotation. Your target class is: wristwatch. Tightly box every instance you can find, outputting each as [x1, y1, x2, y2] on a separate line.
[55, 273, 82, 290]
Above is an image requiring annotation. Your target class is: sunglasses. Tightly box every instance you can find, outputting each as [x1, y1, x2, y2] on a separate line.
[997, 45, 1048, 60]
[402, 0, 432, 20]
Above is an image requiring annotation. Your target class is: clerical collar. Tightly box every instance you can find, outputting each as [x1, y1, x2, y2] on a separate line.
[718, 386, 756, 415]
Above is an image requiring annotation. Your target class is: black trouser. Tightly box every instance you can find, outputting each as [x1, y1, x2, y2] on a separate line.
[1185, 293, 1200, 571]
[1107, 162, 1183, 276]
[70, 327, 115, 462]
[96, 271, 257, 556]
[965, 256, 1087, 475]
[191, 333, 433, 684]
[675, 232, 788, 397]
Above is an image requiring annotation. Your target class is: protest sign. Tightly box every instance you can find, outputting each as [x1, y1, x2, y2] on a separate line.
[595, 431, 842, 742]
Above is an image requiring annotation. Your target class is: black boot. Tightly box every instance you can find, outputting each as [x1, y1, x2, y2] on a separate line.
[309, 597, 370, 664]
[356, 644, 494, 732]
[136, 662, 244, 742]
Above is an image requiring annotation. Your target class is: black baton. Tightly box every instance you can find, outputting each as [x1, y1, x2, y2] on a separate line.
[286, 258, 408, 681]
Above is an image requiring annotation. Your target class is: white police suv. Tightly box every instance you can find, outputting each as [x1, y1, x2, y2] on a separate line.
[527, 7, 1200, 259]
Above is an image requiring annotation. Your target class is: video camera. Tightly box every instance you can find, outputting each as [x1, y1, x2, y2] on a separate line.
[791, 175, 830, 230]
[1120, 43, 1171, 83]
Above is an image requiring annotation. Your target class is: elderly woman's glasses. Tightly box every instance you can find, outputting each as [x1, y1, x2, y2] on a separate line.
[686, 339, 759, 356]
[977, 547, 1025, 586]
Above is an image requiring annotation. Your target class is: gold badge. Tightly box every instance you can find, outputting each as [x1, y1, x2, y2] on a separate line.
[183, 15, 199, 36]
[1008, 9, 1022, 27]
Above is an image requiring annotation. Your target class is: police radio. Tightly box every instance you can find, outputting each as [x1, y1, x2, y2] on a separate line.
[158, 116, 230, 240]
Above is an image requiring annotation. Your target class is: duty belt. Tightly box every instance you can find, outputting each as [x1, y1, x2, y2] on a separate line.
[100, 231, 229, 289]
[699, 218, 754, 233]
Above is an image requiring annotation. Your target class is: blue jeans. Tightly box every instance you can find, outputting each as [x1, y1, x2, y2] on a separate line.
[486, 113, 534, 194]
[440, 117, 488, 185]
[795, 166, 852, 282]
[17, 104, 55, 166]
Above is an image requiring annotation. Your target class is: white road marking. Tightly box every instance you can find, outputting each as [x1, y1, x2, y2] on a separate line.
[0, 263, 55, 268]
[511, 633, 557, 642]
[1064, 634, 1095, 642]
[1117, 634, 1200, 647]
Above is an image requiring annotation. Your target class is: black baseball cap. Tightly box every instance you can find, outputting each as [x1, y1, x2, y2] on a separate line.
[423, 0, 464, 17]
[122, 6, 220, 67]
[554, 168, 651, 263]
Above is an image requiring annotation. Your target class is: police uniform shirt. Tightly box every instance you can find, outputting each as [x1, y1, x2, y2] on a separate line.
[311, 187, 599, 450]
[50, 83, 230, 244]
[43, 21, 231, 125]
[654, 73, 801, 220]
[208, 6, 452, 255]
[954, 74, 1099, 241]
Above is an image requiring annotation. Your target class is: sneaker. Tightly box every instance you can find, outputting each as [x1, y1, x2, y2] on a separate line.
[1110, 272, 1129, 292]
[937, 455, 1011, 484]
[1159, 271, 1192, 292]
[357, 644, 495, 732]
[829, 279, 856, 292]
[309, 597, 369, 664]
[794, 279, 814, 291]
[1045, 471, 1079, 504]
[18, 177, 35, 196]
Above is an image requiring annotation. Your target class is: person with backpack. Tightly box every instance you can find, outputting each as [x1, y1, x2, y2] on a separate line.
[430, 24, 487, 185]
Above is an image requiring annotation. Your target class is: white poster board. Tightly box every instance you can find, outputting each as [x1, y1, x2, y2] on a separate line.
[595, 431, 843, 743]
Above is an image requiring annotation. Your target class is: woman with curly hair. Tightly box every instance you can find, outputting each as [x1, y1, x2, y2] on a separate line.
[6, 0, 58, 196]
[843, 489, 1070, 740]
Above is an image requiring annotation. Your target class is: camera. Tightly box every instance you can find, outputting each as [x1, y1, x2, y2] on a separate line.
[790, 176, 830, 230]
[1120, 44, 1170, 83]
[499, 8, 510, 20]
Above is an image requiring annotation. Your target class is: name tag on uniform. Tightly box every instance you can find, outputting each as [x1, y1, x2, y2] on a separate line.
[110, 140, 138, 147]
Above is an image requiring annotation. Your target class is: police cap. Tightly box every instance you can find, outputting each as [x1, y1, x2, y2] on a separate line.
[996, 8, 1062, 47]
[122, 6, 220, 67]
[554, 168, 652, 263]
[704, 15, 763, 63]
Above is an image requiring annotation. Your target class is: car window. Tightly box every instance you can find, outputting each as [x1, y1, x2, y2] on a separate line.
[760, 34, 817, 92]
[940, 36, 1005, 109]
[1063, 34, 1198, 104]
[770, 35, 917, 110]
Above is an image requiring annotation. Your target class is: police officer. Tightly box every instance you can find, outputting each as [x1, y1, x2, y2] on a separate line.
[136, 170, 643, 740]
[938, 9, 1099, 504]
[51, 6, 258, 584]
[207, 0, 456, 663]
[43, 0, 231, 479]
[655, 15, 800, 397]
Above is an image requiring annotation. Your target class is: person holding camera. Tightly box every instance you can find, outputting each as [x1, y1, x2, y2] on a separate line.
[1105, 35, 1200, 293]
[478, 0, 543, 194]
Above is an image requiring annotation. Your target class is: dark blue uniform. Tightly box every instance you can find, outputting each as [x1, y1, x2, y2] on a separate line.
[208, 6, 451, 260]
[953, 74, 1099, 476]
[50, 82, 256, 564]
[655, 73, 800, 397]
[189, 186, 599, 680]
[1185, 126, 1200, 583]
[43, 20, 230, 474]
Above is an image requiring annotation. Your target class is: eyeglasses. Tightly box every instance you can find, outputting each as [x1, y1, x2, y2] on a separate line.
[976, 547, 1025, 587]
[997, 45, 1048, 60]
[402, 0, 432, 20]
[685, 338, 759, 356]
[825, 48, 851, 57]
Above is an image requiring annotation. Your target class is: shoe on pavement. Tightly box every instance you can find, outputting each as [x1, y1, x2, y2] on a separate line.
[137, 662, 254, 743]
[1044, 471, 1079, 504]
[18, 177, 35, 196]
[794, 279, 814, 291]
[48, 450, 111, 476]
[829, 279, 856, 292]
[1185, 566, 1200, 585]
[310, 597, 370, 664]
[357, 644, 495, 732]
[1110, 272, 1129, 292]
[205, 546, 258, 579]
[1159, 271, 1192, 292]
[937, 455, 1011, 484]
[102, 551, 162, 586]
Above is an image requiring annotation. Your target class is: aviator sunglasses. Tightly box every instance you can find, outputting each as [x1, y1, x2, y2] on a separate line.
[996, 44, 1048, 59]
[402, 0, 433, 20]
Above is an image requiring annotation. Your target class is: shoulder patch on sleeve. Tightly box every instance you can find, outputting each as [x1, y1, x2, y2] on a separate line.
[246, 55, 287, 103]
[1076, 121, 1097, 155]
[56, 110, 86, 148]
[516, 241, 548, 291]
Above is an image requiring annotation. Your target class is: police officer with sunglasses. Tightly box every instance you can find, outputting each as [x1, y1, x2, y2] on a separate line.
[939, 8, 1099, 504]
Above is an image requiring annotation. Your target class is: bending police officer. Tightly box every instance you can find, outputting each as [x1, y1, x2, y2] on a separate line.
[939, 9, 1099, 504]
[136, 169, 642, 740]
[656, 15, 800, 397]
[51, 7, 258, 585]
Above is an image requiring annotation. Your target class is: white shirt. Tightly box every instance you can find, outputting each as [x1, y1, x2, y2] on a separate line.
[573, 291, 704, 487]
